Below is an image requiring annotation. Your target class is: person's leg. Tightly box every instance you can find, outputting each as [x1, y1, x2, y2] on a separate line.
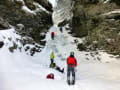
[53, 35, 54, 40]
[67, 67, 71, 85]
[51, 35, 52, 39]
[51, 35, 53, 40]
[51, 59, 54, 63]
[51, 34, 54, 40]
[71, 67, 75, 85]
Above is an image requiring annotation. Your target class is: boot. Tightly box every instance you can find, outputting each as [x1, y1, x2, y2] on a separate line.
[67, 77, 70, 85]
[71, 80, 75, 85]
[71, 76, 75, 85]
[67, 80, 70, 85]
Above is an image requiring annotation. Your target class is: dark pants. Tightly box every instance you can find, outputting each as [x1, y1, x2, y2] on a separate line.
[51, 59, 54, 63]
[60, 27, 63, 33]
[67, 66, 75, 83]
[51, 35, 54, 40]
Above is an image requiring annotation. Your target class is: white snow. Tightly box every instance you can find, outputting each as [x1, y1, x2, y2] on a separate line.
[33, 2, 49, 13]
[19, 0, 49, 15]
[0, 26, 120, 90]
[104, 0, 111, 3]
[48, 0, 57, 8]
[22, 6, 36, 15]
[102, 9, 120, 15]
[52, 0, 73, 25]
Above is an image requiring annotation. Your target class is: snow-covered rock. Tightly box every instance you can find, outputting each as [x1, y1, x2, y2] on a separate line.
[0, 17, 10, 29]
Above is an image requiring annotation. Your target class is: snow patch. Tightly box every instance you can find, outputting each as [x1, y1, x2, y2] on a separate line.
[104, 0, 111, 3]
[48, 0, 57, 7]
[19, 0, 49, 15]
[22, 6, 36, 15]
[102, 9, 120, 15]
[33, 2, 49, 13]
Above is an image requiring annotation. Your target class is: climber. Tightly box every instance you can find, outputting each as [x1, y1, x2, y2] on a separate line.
[67, 52, 77, 85]
[59, 27, 63, 33]
[50, 52, 54, 64]
[50, 62, 64, 73]
[51, 32, 55, 40]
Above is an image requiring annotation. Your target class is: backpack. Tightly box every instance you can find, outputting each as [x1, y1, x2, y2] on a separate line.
[46, 73, 54, 79]
[50, 63, 55, 68]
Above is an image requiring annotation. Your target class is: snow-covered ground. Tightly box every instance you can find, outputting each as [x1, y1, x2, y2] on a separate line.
[0, 26, 120, 90]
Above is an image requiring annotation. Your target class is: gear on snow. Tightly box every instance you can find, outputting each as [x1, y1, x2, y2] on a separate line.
[46, 73, 54, 79]
[51, 32, 55, 40]
[50, 63, 64, 73]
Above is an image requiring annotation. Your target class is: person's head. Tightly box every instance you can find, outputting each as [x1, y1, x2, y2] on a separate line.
[70, 51, 74, 57]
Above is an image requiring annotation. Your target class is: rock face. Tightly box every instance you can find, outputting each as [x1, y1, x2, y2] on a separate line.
[113, 0, 120, 5]
[24, 0, 36, 10]
[71, 0, 101, 37]
[0, 0, 53, 55]
[72, 4, 88, 37]
[34, 0, 53, 12]
[72, 0, 120, 56]
[0, 17, 10, 30]
[0, 0, 52, 46]
[4, 0, 53, 12]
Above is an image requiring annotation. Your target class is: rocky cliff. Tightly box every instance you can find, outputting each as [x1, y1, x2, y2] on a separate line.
[72, 0, 120, 56]
[0, 0, 53, 55]
[0, 0, 53, 45]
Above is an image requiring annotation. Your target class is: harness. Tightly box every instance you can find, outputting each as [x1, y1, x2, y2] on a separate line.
[68, 64, 75, 67]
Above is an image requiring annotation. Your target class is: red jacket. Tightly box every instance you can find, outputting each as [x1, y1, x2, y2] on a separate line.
[67, 56, 77, 67]
[51, 32, 55, 36]
[46, 73, 54, 79]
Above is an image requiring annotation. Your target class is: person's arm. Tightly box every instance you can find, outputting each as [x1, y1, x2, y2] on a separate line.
[75, 58, 77, 67]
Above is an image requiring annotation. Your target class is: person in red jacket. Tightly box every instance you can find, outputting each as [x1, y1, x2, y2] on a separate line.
[51, 32, 55, 40]
[67, 52, 77, 85]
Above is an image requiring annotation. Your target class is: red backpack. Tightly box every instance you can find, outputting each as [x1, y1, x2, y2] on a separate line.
[46, 73, 54, 79]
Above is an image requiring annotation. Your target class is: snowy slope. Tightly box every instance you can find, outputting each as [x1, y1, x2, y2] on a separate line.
[0, 26, 120, 90]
